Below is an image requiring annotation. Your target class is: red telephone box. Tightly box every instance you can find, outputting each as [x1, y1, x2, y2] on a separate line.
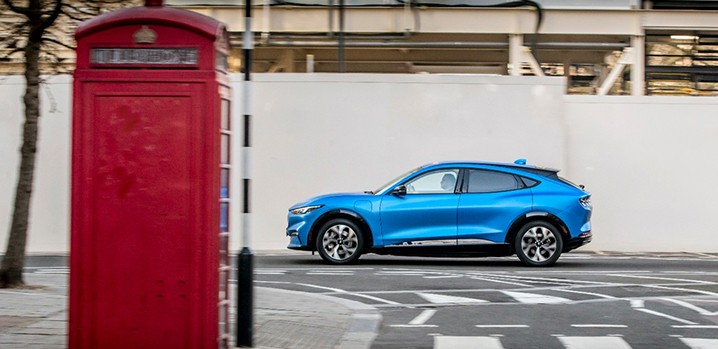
[70, 5, 231, 348]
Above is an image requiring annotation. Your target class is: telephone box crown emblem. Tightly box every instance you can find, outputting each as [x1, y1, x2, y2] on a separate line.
[133, 26, 157, 44]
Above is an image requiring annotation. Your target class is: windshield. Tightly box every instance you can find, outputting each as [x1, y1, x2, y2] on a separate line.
[373, 166, 422, 194]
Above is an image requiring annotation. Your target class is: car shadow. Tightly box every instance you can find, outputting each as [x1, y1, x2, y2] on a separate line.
[265, 254, 595, 268]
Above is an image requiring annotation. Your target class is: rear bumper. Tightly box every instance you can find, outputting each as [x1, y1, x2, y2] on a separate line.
[565, 232, 592, 251]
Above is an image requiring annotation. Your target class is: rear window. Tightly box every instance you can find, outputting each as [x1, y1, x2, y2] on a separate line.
[466, 169, 523, 193]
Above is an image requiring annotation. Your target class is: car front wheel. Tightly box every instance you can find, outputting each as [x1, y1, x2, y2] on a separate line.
[515, 221, 563, 267]
[316, 218, 364, 265]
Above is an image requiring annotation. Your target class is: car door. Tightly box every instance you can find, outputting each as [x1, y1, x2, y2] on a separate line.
[457, 169, 532, 243]
[379, 169, 460, 246]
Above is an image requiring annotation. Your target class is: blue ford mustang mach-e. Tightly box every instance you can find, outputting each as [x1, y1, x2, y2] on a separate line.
[286, 160, 592, 267]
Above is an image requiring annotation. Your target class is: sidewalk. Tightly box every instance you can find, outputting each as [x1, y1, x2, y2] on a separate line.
[0, 272, 381, 349]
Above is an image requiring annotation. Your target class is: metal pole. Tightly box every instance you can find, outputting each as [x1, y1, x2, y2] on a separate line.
[237, 0, 254, 346]
[338, 0, 346, 73]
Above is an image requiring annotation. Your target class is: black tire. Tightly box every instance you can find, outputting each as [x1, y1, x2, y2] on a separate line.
[514, 221, 563, 267]
[316, 218, 365, 265]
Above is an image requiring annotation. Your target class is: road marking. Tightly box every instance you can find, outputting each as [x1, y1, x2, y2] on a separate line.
[469, 276, 532, 287]
[501, 291, 571, 304]
[609, 274, 714, 285]
[558, 336, 632, 349]
[640, 284, 718, 297]
[672, 325, 718, 329]
[295, 283, 402, 305]
[410, 309, 437, 325]
[475, 325, 530, 328]
[630, 300, 645, 308]
[635, 308, 697, 325]
[390, 324, 438, 328]
[680, 338, 718, 349]
[661, 298, 718, 316]
[424, 274, 463, 279]
[571, 324, 627, 328]
[305, 272, 355, 276]
[435, 336, 504, 349]
[417, 293, 488, 305]
[554, 289, 616, 299]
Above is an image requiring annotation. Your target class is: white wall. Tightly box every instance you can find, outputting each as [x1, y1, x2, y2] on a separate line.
[564, 96, 718, 252]
[245, 74, 566, 250]
[2, 73, 718, 254]
[0, 75, 72, 254]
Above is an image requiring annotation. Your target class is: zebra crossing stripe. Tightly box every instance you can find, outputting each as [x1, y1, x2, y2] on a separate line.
[433, 336, 718, 349]
[417, 293, 488, 304]
[680, 338, 718, 349]
[501, 291, 571, 304]
[434, 336, 504, 349]
[558, 336, 632, 349]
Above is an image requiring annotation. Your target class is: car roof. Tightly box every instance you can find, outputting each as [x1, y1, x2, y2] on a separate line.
[423, 160, 560, 177]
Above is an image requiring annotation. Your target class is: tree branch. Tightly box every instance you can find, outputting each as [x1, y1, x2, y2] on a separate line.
[35, 0, 63, 36]
[2, 0, 32, 17]
[42, 37, 74, 50]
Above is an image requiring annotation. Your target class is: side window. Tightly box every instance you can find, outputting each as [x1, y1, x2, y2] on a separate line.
[466, 170, 522, 193]
[520, 177, 539, 188]
[404, 169, 459, 194]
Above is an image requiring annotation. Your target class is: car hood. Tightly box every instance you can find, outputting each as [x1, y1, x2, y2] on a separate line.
[290, 192, 373, 209]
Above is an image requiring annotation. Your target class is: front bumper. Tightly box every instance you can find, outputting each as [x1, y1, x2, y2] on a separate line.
[286, 217, 313, 250]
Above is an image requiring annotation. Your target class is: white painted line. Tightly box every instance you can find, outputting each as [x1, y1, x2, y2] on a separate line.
[305, 272, 355, 276]
[475, 325, 530, 328]
[608, 274, 713, 285]
[501, 291, 571, 304]
[469, 276, 531, 287]
[642, 284, 718, 297]
[661, 298, 718, 316]
[630, 300, 645, 308]
[295, 283, 402, 305]
[409, 309, 437, 325]
[424, 275, 463, 279]
[390, 324, 439, 328]
[475, 273, 608, 286]
[558, 336, 632, 349]
[635, 308, 697, 325]
[255, 280, 291, 284]
[435, 336, 504, 349]
[672, 325, 718, 329]
[555, 289, 617, 299]
[680, 338, 718, 349]
[417, 293, 488, 304]
[571, 324, 627, 328]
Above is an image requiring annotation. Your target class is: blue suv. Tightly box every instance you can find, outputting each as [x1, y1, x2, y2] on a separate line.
[286, 160, 592, 267]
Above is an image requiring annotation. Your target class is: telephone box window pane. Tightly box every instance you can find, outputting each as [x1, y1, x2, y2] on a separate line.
[220, 169, 229, 199]
[221, 134, 230, 164]
[220, 99, 230, 130]
[220, 202, 229, 232]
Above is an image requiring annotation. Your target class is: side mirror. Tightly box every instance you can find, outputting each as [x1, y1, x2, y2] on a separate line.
[391, 185, 407, 196]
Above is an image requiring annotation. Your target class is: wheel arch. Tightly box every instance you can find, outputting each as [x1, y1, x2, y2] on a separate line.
[505, 212, 571, 254]
[308, 209, 374, 252]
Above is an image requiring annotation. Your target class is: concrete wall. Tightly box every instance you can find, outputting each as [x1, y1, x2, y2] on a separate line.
[564, 96, 718, 252]
[0, 75, 71, 254]
[2, 74, 717, 254]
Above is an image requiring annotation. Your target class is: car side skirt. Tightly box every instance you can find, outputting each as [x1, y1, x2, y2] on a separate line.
[371, 243, 512, 258]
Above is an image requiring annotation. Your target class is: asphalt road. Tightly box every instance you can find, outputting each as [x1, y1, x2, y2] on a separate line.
[255, 252, 718, 349]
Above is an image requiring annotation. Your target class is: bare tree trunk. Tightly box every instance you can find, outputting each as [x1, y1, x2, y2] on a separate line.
[0, 35, 41, 288]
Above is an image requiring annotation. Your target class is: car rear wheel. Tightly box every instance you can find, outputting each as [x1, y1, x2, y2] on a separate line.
[515, 221, 563, 267]
[316, 218, 364, 265]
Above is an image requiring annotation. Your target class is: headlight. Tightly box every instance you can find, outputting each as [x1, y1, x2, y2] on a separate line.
[579, 196, 592, 210]
[290, 205, 323, 215]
